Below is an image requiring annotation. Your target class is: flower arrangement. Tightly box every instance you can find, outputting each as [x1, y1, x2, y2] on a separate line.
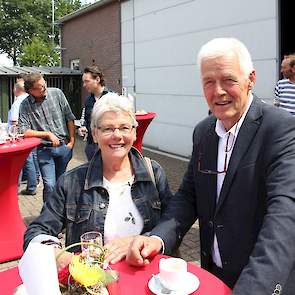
[56, 242, 116, 295]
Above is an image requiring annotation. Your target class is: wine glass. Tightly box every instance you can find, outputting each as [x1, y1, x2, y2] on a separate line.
[80, 231, 103, 264]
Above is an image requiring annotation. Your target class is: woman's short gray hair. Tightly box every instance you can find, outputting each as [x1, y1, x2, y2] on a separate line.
[91, 92, 138, 130]
[197, 37, 254, 78]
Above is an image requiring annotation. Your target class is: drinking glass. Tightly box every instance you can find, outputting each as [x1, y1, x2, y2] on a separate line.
[0, 123, 8, 144]
[8, 125, 18, 145]
[80, 231, 103, 263]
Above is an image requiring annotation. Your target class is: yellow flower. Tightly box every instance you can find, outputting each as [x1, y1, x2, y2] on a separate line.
[69, 255, 105, 287]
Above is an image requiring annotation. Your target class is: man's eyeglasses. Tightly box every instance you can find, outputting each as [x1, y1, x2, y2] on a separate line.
[97, 125, 135, 136]
[198, 131, 236, 175]
[31, 84, 47, 91]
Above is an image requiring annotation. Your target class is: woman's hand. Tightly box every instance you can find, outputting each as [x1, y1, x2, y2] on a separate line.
[104, 236, 135, 265]
[55, 248, 74, 271]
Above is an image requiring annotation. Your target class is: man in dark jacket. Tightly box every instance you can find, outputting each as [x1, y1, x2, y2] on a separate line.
[127, 38, 295, 295]
[78, 65, 110, 160]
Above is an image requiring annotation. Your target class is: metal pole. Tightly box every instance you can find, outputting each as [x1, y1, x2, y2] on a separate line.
[52, 0, 55, 47]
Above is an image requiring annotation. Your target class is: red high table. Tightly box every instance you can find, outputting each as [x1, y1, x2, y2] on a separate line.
[2, 255, 231, 295]
[0, 138, 40, 263]
[133, 112, 156, 153]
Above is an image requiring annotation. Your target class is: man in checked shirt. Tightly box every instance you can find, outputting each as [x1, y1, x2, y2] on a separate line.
[18, 73, 76, 202]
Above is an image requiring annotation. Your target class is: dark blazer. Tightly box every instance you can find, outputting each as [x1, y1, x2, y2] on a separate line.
[151, 97, 295, 294]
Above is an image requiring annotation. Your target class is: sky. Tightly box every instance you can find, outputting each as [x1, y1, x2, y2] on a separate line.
[80, 0, 98, 4]
[0, 53, 13, 66]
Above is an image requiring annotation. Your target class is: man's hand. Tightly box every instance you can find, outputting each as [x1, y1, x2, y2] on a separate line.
[126, 236, 162, 266]
[47, 132, 60, 147]
[67, 139, 75, 150]
[54, 248, 73, 271]
[104, 236, 135, 265]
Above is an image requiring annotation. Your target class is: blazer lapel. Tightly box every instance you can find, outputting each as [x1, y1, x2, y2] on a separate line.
[215, 98, 263, 214]
[200, 121, 219, 215]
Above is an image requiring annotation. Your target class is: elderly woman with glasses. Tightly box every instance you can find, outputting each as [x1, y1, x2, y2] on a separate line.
[23, 92, 172, 268]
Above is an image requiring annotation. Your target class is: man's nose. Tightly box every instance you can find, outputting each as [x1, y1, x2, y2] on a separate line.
[214, 81, 226, 96]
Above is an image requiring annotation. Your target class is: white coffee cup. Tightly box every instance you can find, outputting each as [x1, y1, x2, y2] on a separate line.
[159, 257, 187, 290]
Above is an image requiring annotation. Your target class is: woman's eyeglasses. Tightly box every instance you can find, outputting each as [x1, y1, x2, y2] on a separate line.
[97, 125, 135, 136]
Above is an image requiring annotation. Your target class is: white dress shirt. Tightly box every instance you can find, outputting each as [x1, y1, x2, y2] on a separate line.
[212, 94, 253, 267]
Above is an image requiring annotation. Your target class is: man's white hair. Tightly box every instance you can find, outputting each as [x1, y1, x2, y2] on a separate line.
[197, 38, 254, 78]
[91, 92, 138, 130]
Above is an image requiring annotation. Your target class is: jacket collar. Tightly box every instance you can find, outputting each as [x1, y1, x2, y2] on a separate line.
[88, 88, 110, 102]
[84, 147, 151, 190]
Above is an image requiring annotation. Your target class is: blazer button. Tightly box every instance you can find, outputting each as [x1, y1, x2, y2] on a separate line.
[201, 251, 207, 256]
[208, 221, 214, 228]
[99, 203, 106, 209]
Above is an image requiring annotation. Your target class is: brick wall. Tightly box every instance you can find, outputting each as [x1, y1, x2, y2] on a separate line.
[61, 1, 122, 109]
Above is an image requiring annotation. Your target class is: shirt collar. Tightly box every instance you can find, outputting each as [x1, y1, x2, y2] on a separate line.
[84, 147, 151, 190]
[28, 93, 47, 103]
[15, 93, 28, 101]
[215, 93, 253, 138]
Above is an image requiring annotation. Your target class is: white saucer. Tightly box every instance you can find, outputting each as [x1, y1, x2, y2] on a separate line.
[148, 272, 200, 295]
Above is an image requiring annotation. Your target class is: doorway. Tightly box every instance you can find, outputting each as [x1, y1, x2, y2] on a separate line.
[279, 0, 295, 77]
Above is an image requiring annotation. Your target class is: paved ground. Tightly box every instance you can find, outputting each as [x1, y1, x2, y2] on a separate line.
[0, 138, 200, 271]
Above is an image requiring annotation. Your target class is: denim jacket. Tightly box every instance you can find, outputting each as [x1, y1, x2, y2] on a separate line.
[24, 148, 172, 250]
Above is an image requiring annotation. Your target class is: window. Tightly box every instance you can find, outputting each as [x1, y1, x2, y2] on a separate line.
[70, 59, 80, 70]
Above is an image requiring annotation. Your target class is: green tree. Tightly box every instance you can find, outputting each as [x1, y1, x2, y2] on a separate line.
[55, 0, 81, 18]
[0, 0, 81, 65]
[18, 37, 60, 67]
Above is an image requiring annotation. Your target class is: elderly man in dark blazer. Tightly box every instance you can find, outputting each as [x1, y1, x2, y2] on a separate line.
[126, 38, 295, 294]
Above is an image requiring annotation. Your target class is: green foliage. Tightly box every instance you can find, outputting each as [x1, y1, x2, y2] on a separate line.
[55, 0, 81, 19]
[18, 37, 60, 67]
[0, 0, 81, 65]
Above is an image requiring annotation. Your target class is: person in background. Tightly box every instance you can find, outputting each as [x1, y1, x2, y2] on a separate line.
[8, 75, 40, 195]
[127, 38, 295, 294]
[23, 92, 172, 269]
[274, 54, 295, 115]
[18, 73, 75, 202]
[8, 75, 28, 127]
[78, 65, 111, 161]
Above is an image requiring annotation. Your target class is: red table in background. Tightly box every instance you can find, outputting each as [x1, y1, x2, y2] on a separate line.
[1, 255, 231, 295]
[0, 138, 40, 263]
[133, 112, 156, 153]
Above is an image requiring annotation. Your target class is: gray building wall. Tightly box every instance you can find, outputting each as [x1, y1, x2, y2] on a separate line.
[121, 0, 278, 157]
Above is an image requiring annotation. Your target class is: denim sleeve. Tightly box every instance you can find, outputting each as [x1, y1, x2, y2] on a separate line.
[23, 175, 67, 250]
[151, 160, 173, 212]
